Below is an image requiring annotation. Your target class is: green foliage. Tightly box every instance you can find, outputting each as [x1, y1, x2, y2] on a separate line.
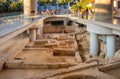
[71, 0, 94, 18]
[0, 0, 10, 13]
[0, 3, 5, 13]
[59, 0, 71, 4]
[38, 0, 60, 5]
[71, 0, 91, 12]
[0, 0, 23, 13]
[9, 1, 23, 12]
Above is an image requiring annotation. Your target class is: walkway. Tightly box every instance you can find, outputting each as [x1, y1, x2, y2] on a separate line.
[0, 16, 41, 38]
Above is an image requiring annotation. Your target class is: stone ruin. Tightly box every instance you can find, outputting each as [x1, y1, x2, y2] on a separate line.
[0, 16, 119, 79]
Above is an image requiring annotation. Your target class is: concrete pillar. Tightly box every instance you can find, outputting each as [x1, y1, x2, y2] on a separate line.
[36, 28, 40, 39]
[90, 32, 98, 57]
[102, 35, 106, 43]
[30, 29, 37, 41]
[64, 20, 67, 26]
[24, 0, 37, 18]
[106, 35, 116, 58]
[94, 0, 113, 21]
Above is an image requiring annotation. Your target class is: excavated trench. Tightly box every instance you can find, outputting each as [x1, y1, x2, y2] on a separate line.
[0, 17, 119, 79]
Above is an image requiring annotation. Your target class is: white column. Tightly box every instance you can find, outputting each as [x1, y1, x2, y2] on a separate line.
[64, 20, 67, 26]
[102, 35, 106, 43]
[24, 0, 37, 18]
[106, 35, 116, 58]
[90, 32, 98, 57]
[30, 29, 37, 41]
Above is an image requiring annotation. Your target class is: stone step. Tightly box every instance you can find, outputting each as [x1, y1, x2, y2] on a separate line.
[21, 61, 99, 79]
[5, 60, 76, 69]
[23, 48, 49, 51]
[34, 39, 48, 45]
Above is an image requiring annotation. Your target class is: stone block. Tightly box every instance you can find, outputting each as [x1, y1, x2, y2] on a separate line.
[53, 48, 75, 56]
[75, 51, 83, 63]
[45, 43, 58, 48]
[64, 26, 75, 33]
[58, 36, 68, 40]
[34, 40, 48, 45]
[65, 40, 74, 44]
[114, 50, 120, 58]
[43, 25, 62, 33]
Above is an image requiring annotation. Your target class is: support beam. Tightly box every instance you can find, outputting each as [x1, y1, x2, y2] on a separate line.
[30, 28, 37, 41]
[64, 20, 67, 26]
[106, 35, 116, 58]
[90, 32, 98, 57]
[36, 28, 40, 40]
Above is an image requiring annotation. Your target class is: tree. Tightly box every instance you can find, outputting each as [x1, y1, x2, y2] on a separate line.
[0, 0, 23, 13]
[38, 0, 44, 5]
[71, 0, 93, 17]
[59, 0, 71, 8]
[0, 0, 10, 13]
[0, 3, 5, 13]
[9, 1, 23, 12]
[71, 2, 82, 17]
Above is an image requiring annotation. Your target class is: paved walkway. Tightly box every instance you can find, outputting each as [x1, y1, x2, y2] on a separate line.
[0, 16, 42, 38]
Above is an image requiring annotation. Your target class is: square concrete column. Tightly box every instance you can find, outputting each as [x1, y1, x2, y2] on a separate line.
[29, 28, 37, 42]
[30, 25, 40, 41]
[36, 28, 40, 39]
[64, 20, 68, 26]
[90, 32, 99, 57]
[106, 35, 116, 58]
